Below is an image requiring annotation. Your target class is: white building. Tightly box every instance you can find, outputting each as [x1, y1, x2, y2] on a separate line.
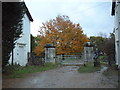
[9, 3, 33, 66]
[111, 1, 120, 68]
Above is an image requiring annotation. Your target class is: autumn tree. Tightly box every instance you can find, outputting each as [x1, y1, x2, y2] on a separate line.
[34, 15, 89, 55]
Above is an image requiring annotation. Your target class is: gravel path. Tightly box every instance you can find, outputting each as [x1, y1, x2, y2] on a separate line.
[2, 66, 118, 88]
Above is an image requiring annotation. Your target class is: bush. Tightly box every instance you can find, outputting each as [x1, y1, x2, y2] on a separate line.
[99, 56, 105, 60]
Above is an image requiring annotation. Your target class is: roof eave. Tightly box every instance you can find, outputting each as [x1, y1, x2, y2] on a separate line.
[111, 0, 116, 16]
[23, 2, 33, 22]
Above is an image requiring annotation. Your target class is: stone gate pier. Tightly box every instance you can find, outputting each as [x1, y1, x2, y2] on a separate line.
[84, 42, 94, 65]
[44, 44, 56, 63]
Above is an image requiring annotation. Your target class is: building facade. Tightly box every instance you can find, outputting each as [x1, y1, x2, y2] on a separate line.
[9, 3, 33, 66]
[111, 1, 120, 68]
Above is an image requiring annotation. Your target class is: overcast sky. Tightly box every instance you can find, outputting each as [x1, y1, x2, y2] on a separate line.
[25, 0, 114, 37]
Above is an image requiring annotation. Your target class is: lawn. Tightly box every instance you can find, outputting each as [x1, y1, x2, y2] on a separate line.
[3, 63, 59, 78]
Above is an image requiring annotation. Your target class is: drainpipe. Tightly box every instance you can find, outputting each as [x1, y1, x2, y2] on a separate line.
[11, 39, 14, 65]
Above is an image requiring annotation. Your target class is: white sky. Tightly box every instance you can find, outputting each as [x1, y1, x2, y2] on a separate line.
[25, 0, 114, 37]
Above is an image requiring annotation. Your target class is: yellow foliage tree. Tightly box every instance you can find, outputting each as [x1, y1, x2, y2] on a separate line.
[34, 15, 89, 55]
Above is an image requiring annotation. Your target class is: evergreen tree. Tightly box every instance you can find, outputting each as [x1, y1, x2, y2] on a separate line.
[2, 2, 26, 68]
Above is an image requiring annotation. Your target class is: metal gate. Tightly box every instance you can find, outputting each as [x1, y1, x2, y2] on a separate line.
[56, 54, 84, 65]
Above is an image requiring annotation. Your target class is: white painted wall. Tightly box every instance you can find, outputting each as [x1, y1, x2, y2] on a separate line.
[114, 2, 120, 68]
[9, 13, 31, 66]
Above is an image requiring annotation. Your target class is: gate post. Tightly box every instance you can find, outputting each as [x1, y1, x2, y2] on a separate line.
[84, 42, 94, 66]
[44, 44, 56, 63]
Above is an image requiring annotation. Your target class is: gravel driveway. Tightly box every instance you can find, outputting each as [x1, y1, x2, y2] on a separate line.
[2, 66, 118, 88]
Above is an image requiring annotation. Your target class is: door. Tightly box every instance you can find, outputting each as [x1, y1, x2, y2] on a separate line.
[18, 45, 25, 66]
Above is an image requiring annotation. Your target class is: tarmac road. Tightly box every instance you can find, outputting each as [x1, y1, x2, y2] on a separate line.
[2, 66, 118, 88]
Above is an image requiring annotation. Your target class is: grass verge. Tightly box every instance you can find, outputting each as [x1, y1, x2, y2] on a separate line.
[102, 65, 118, 76]
[78, 62, 101, 73]
[3, 63, 58, 78]
[102, 64, 119, 88]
